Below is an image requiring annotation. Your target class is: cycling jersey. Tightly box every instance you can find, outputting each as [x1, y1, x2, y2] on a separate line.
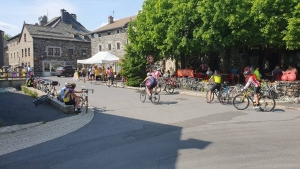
[244, 75, 260, 89]
[210, 75, 221, 84]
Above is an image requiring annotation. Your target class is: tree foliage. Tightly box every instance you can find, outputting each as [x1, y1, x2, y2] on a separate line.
[4, 34, 11, 41]
[121, 0, 300, 86]
[284, 1, 300, 49]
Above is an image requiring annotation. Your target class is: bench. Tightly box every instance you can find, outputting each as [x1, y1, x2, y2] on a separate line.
[24, 87, 74, 114]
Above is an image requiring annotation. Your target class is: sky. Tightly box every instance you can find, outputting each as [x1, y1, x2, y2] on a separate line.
[0, 0, 145, 36]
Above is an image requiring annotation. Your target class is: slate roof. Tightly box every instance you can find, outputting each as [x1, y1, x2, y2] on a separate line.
[91, 15, 137, 34]
[25, 11, 91, 42]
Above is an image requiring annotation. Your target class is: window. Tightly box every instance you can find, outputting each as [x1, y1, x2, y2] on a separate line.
[55, 48, 60, 56]
[17, 51, 19, 58]
[48, 48, 53, 55]
[82, 50, 87, 57]
[22, 49, 24, 57]
[98, 33, 101, 37]
[117, 42, 120, 50]
[99, 45, 102, 51]
[108, 32, 111, 35]
[25, 49, 27, 57]
[11, 53, 12, 59]
[24, 33, 26, 42]
[28, 48, 30, 56]
[117, 30, 120, 34]
[14, 52, 15, 58]
[68, 49, 74, 56]
[108, 44, 111, 50]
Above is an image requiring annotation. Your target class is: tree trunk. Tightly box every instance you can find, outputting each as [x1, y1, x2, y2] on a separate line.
[180, 53, 186, 69]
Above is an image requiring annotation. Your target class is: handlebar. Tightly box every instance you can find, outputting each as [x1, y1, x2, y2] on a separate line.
[82, 88, 94, 94]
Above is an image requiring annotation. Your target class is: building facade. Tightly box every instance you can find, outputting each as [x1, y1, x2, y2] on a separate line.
[6, 9, 91, 76]
[91, 15, 136, 73]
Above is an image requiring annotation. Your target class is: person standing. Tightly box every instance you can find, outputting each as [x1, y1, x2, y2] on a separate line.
[253, 66, 262, 81]
[90, 66, 95, 81]
[231, 65, 240, 83]
[106, 67, 112, 86]
[81, 68, 87, 83]
[271, 65, 282, 82]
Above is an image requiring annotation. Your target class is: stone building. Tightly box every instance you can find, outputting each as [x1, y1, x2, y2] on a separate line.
[6, 9, 91, 76]
[90, 15, 136, 73]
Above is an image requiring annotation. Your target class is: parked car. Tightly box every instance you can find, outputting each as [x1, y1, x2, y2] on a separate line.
[55, 66, 77, 77]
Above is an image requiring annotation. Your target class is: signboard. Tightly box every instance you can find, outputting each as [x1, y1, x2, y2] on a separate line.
[147, 55, 154, 64]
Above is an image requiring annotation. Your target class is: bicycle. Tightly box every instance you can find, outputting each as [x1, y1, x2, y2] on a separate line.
[80, 86, 94, 113]
[140, 83, 160, 104]
[49, 81, 60, 96]
[106, 76, 117, 87]
[219, 83, 243, 105]
[33, 90, 52, 106]
[232, 89, 276, 112]
[205, 83, 223, 103]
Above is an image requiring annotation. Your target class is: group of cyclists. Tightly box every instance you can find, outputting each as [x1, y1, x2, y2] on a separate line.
[142, 68, 261, 109]
[206, 70, 261, 109]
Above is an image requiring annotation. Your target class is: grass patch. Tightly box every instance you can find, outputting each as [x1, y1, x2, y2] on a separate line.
[21, 86, 39, 98]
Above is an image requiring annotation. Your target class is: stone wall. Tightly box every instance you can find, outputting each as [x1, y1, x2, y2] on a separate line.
[91, 30, 127, 59]
[33, 38, 91, 73]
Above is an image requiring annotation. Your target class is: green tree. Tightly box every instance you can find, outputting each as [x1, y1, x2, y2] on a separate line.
[250, 0, 298, 47]
[284, 2, 300, 50]
[4, 34, 11, 41]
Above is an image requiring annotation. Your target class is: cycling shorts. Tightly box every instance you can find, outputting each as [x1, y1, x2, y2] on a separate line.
[210, 83, 221, 92]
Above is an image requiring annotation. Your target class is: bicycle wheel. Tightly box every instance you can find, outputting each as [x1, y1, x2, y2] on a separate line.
[206, 91, 214, 102]
[219, 92, 230, 105]
[35, 99, 42, 106]
[165, 84, 174, 94]
[151, 93, 160, 104]
[259, 96, 276, 112]
[140, 90, 146, 102]
[156, 84, 162, 93]
[233, 94, 250, 110]
[85, 96, 88, 113]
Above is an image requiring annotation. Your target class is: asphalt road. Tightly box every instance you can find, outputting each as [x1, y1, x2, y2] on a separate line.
[0, 76, 300, 169]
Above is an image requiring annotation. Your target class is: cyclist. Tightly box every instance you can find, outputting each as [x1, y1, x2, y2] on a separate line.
[242, 71, 261, 109]
[63, 83, 83, 113]
[142, 72, 157, 99]
[58, 82, 70, 102]
[207, 70, 221, 103]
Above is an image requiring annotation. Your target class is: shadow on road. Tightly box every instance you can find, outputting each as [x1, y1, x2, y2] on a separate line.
[0, 107, 212, 169]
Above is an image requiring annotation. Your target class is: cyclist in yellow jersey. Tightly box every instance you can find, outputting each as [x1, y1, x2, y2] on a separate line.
[207, 70, 222, 103]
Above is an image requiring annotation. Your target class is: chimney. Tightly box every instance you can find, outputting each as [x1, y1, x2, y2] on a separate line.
[40, 15, 48, 26]
[61, 9, 66, 22]
[71, 13, 77, 21]
[0, 30, 4, 67]
[108, 15, 114, 24]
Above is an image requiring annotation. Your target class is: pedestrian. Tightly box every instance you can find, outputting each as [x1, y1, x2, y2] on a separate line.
[81, 68, 87, 83]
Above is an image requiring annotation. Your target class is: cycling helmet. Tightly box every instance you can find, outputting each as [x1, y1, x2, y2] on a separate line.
[157, 67, 161, 71]
[243, 71, 251, 76]
[65, 82, 70, 87]
[147, 72, 152, 76]
[70, 83, 76, 88]
[214, 70, 219, 74]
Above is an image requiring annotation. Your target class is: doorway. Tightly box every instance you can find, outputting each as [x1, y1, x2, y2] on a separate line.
[43, 61, 65, 76]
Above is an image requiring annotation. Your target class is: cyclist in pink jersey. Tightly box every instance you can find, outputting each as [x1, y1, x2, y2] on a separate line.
[242, 71, 261, 109]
